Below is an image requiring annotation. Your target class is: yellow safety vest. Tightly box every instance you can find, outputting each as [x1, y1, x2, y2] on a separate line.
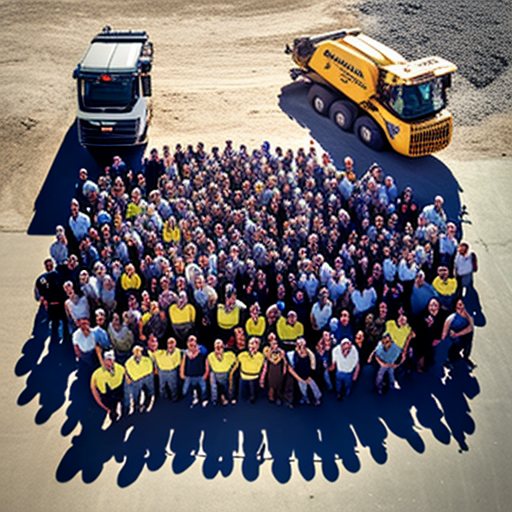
[150, 349, 182, 371]
[91, 363, 125, 394]
[217, 304, 240, 330]
[125, 356, 154, 381]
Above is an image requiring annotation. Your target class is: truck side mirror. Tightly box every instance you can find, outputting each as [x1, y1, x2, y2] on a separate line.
[141, 75, 152, 97]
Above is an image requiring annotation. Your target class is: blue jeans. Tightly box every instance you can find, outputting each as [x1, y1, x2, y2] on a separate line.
[159, 368, 179, 401]
[376, 366, 396, 390]
[297, 378, 322, 404]
[182, 376, 207, 401]
[124, 374, 155, 409]
[239, 378, 258, 402]
[210, 371, 232, 403]
[323, 367, 333, 391]
[335, 370, 354, 397]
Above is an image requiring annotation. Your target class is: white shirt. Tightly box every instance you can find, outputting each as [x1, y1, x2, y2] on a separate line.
[398, 258, 418, 282]
[332, 343, 359, 373]
[73, 329, 96, 353]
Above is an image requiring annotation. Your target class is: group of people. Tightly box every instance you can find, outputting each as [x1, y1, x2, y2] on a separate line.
[34, 140, 478, 427]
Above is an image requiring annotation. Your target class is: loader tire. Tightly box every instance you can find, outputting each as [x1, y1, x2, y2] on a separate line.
[307, 84, 336, 116]
[354, 116, 385, 151]
[329, 100, 358, 131]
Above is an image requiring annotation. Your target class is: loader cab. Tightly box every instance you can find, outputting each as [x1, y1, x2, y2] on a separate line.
[378, 56, 456, 122]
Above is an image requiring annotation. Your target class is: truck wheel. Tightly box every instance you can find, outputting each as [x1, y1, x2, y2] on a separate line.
[329, 100, 358, 131]
[354, 116, 385, 151]
[307, 84, 336, 116]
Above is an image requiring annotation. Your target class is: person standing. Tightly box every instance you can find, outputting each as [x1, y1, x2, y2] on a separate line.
[237, 337, 265, 403]
[207, 339, 237, 405]
[368, 333, 404, 394]
[180, 335, 209, 407]
[124, 345, 156, 413]
[331, 338, 360, 400]
[169, 291, 197, 347]
[276, 310, 304, 349]
[149, 336, 182, 402]
[260, 334, 287, 405]
[90, 350, 125, 429]
[72, 318, 98, 368]
[288, 338, 322, 406]
[35, 258, 68, 342]
[442, 299, 475, 370]
[454, 242, 476, 298]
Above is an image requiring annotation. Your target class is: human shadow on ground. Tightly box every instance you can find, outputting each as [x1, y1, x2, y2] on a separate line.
[278, 82, 463, 220]
[464, 286, 486, 328]
[27, 121, 146, 236]
[15, 307, 480, 486]
[15, 304, 77, 425]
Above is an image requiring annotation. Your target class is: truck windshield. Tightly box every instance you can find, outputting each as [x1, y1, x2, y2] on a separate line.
[382, 77, 447, 121]
[81, 75, 137, 109]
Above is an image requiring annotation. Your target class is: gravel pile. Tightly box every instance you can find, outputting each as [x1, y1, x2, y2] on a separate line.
[356, 0, 512, 126]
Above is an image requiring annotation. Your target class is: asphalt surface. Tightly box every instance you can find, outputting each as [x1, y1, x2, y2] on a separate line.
[2, 150, 512, 512]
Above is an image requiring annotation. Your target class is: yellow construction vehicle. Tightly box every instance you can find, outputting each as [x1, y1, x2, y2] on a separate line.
[285, 29, 457, 157]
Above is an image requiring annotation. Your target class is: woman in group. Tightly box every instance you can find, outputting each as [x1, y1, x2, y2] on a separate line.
[414, 298, 444, 372]
[260, 333, 287, 405]
[441, 299, 475, 370]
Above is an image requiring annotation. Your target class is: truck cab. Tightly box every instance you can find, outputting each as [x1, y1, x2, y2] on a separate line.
[73, 27, 153, 146]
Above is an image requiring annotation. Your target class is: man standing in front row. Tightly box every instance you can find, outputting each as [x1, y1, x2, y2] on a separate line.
[288, 338, 322, 406]
[124, 345, 155, 414]
[149, 335, 182, 402]
[237, 337, 264, 404]
[208, 339, 237, 405]
[90, 350, 125, 429]
[331, 338, 360, 401]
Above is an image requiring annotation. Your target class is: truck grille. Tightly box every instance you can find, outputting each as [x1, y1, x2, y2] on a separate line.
[78, 119, 139, 146]
[409, 117, 452, 157]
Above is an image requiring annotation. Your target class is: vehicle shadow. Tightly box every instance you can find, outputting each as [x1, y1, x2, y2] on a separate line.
[27, 120, 146, 236]
[14, 306, 480, 485]
[278, 82, 463, 220]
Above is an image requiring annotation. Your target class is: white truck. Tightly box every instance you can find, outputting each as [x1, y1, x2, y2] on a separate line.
[73, 26, 153, 146]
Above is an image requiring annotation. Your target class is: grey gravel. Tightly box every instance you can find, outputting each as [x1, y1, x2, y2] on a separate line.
[356, 0, 512, 126]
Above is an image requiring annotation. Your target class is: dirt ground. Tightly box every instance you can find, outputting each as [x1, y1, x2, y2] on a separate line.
[0, 0, 511, 233]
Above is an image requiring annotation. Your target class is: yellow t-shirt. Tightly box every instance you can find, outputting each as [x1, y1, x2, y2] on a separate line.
[125, 356, 154, 381]
[91, 363, 125, 394]
[150, 349, 182, 371]
[126, 202, 143, 219]
[432, 277, 458, 296]
[385, 320, 411, 349]
[208, 350, 237, 373]
[217, 304, 240, 330]
[163, 223, 181, 244]
[169, 303, 196, 325]
[276, 317, 304, 342]
[245, 316, 266, 337]
[237, 351, 264, 380]
[121, 273, 142, 291]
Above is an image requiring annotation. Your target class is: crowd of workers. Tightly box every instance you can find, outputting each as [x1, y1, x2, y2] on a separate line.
[34, 141, 478, 427]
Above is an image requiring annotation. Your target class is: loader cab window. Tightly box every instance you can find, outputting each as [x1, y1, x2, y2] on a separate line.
[80, 74, 139, 110]
[381, 76, 448, 121]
